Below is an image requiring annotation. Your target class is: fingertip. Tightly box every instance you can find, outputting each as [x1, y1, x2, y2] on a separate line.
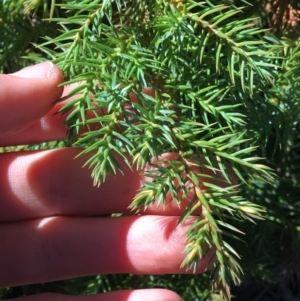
[0, 63, 64, 137]
[11, 62, 54, 79]
[10, 62, 64, 101]
[15, 290, 183, 301]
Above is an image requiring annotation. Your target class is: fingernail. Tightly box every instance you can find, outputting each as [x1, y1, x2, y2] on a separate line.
[11, 62, 54, 79]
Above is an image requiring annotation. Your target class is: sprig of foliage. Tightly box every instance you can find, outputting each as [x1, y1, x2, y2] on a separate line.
[26, 0, 284, 299]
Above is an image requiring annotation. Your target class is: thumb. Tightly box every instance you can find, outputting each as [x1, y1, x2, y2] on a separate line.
[0, 62, 64, 138]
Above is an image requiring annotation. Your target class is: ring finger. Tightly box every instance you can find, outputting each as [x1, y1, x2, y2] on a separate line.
[0, 215, 212, 288]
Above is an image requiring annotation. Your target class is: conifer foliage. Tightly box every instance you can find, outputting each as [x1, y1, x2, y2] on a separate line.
[1, 0, 300, 300]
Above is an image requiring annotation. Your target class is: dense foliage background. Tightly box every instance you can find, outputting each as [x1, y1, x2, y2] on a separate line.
[2, 0, 300, 300]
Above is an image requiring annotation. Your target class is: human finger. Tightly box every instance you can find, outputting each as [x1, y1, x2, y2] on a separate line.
[0, 148, 139, 222]
[0, 216, 212, 288]
[8, 290, 182, 301]
[0, 148, 237, 222]
[0, 62, 64, 138]
[0, 84, 155, 146]
[0, 102, 67, 146]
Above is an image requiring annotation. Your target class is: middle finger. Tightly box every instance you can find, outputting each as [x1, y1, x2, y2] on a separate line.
[0, 148, 139, 222]
[1, 148, 193, 223]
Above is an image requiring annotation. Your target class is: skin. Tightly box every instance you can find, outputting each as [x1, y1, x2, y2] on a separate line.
[0, 62, 234, 300]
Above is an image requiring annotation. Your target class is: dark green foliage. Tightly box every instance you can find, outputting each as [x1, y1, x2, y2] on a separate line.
[0, 0, 63, 72]
[2, 0, 300, 300]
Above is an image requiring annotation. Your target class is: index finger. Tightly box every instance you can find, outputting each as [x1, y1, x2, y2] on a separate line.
[0, 83, 155, 146]
[0, 62, 64, 141]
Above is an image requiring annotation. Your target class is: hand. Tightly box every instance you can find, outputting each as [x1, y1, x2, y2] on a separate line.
[0, 62, 212, 301]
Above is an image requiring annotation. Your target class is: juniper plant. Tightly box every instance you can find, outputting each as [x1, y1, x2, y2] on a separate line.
[2, 0, 300, 300]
